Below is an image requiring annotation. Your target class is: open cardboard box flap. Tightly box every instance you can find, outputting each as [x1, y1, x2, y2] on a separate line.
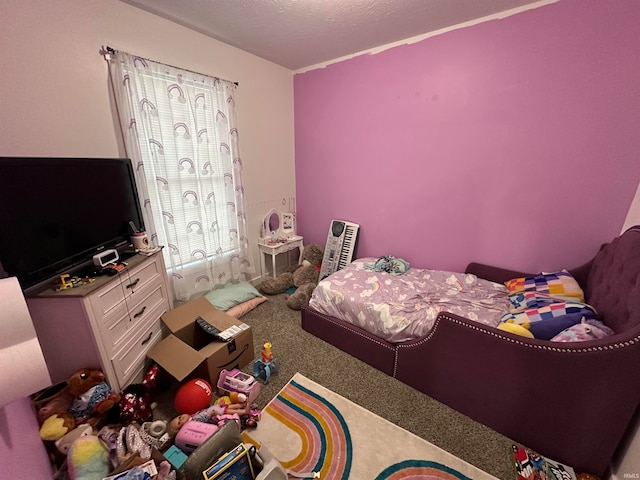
[147, 335, 204, 381]
[148, 296, 254, 383]
[160, 296, 229, 333]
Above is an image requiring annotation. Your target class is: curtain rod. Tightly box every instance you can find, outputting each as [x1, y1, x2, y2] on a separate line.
[102, 45, 239, 86]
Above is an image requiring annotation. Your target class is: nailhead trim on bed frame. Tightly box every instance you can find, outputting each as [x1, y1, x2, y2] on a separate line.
[392, 313, 640, 376]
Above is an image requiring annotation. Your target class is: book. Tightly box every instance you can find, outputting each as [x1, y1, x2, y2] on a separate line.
[512, 445, 577, 480]
[202, 443, 255, 480]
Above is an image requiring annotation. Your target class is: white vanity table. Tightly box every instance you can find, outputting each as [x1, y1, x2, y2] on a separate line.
[258, 209, 303, 278]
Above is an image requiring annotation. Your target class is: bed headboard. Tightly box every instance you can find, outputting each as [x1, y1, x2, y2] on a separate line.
[586, 225, 640, 333]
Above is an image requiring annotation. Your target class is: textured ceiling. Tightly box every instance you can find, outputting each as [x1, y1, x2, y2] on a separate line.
[121, 0, 550, 71]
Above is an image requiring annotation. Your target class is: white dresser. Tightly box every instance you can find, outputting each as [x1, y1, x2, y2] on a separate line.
[26, 251, 173, 392]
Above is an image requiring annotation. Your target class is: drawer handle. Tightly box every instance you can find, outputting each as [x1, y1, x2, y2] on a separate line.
[141, 332, 153, 345]
[133, 306, 146, 319]
[126, 278, 140, 289]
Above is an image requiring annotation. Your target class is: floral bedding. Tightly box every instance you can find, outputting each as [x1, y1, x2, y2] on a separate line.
[308, 257, 512, 343]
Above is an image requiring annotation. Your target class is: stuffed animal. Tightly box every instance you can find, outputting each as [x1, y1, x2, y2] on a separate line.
[550, 318, 614, 342]
[67, 369, 121, 425]
[259, 243, 324, 310]
[37, 383, 75, 425]
[67, 434, 110, 480]
[39, 368, 121, 441]
[55, 423, 93, 456]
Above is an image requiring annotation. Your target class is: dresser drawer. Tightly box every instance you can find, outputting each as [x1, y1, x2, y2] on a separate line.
[99, 283, 168, 355]
[94, 258, 164, 317]
[111, 319, 165, 387]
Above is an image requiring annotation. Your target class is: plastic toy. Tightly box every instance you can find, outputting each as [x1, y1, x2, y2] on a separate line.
[261, 340, 273, 363]
[175, 420, 220, 453]
[217, 369, 261, 405]
[164, 445, 188, 469]
[171, 401, 247, 453]
[226, 371, 254, 391]
[253, 339, 279, 383]
[174, 378, 212, 415]
[56, 274, 95, 291]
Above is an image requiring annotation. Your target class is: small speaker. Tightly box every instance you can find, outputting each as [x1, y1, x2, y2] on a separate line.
[93, 249, 119, 267]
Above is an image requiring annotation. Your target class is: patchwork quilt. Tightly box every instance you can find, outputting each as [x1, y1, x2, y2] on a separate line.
[500, 270, 613, 341]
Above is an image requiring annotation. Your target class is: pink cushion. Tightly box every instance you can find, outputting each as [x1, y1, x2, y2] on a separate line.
[225, 296, 267, 318]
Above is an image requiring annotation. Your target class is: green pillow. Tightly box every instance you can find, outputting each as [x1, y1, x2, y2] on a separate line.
[205, 281, 262, 311]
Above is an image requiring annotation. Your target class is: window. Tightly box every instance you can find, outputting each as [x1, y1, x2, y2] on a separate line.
[107, 50, 253, 301]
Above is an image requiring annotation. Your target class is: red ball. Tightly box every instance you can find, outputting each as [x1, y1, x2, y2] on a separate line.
[174, 378, 212, 415]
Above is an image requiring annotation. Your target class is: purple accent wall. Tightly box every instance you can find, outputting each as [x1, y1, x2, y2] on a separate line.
[294, 0, 640, 273]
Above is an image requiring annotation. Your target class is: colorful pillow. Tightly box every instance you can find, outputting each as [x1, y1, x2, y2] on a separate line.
[225, 296, 267, 318]
[508, 292, 564, 311]
[505, 270, 585, 302]
[550, 318, 615, 342]
[500, 301, 597, 326]
[205, 281, 263, 311]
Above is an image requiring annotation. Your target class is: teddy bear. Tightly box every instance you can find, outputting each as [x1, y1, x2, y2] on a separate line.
[258, 243, 324, 310]
[39, 368, 121, 441]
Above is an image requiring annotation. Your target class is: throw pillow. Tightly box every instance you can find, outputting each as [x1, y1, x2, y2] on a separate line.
[505, 270, 585, 302]
[508, 291, 564, 311]
[225, 296, 268, 318]
[205, 281, 263, 311]
[500, 302, 597, 326]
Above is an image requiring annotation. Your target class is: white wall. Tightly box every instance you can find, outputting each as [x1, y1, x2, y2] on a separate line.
[612, 410, 640, 480]
[0, 0, 295, 283]
[622, 181, 640, 233]
[614, 180, 639, 479]
[0, 0, 295, 475]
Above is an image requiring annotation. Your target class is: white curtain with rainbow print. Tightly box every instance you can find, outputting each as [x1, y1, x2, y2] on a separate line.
[107, 50, 253, 302]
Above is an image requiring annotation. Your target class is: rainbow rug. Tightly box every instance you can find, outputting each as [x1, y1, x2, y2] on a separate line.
[243, 373, 498, 480]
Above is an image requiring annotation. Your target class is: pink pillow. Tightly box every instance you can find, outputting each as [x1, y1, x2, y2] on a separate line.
[225, 296, 267, 318]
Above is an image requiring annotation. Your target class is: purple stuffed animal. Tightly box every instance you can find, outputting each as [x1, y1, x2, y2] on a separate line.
[550, 317, 614, 342]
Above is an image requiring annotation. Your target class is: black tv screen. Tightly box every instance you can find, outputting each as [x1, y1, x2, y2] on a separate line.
[0, 157, 145, 290]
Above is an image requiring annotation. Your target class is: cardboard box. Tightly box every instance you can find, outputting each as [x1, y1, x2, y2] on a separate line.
[148, 297, 254, 387]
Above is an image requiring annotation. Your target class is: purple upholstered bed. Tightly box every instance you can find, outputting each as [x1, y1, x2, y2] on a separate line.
[301, 226, 640, 478]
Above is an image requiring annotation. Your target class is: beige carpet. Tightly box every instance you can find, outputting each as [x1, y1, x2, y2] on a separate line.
[244, 373, 500, 480]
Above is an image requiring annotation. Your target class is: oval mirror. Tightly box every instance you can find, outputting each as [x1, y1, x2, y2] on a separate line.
[268, 212, 280, 233]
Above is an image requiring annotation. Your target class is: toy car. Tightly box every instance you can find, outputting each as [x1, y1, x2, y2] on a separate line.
[217, 369, 261, 405]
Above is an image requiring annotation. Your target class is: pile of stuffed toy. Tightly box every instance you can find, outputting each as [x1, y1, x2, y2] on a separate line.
[35, 366, 170, 479]
[35, 364, 259, 480]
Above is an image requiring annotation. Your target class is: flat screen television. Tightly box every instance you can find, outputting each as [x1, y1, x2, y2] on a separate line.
[0, 157, 145, 290]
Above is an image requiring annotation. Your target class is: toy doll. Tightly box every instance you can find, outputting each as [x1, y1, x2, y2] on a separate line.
[168, 394, 249, 436]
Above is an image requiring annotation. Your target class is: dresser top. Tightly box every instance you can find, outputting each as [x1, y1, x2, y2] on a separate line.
[26, 250, 161, 299]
